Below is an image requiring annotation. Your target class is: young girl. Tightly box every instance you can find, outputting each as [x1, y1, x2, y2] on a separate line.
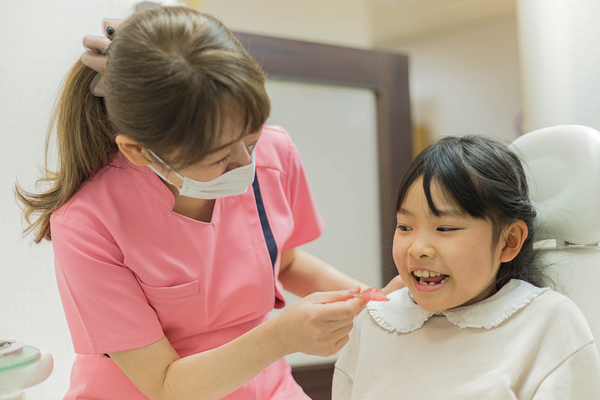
[333, 136, 600, 399]
[16, 6, 406, 400]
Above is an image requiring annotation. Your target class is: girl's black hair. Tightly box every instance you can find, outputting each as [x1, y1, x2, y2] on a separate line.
[396, 135, 546, 290]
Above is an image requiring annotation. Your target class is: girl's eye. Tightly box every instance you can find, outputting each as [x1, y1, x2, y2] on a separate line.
[397, 225, 412, 232]
[437, 227, 458, 232]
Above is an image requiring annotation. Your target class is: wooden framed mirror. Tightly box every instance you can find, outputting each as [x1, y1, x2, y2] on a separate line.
[236, 32, 412, 398]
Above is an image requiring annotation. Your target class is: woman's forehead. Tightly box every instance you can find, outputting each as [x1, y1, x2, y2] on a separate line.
[207, 114, 247, 153]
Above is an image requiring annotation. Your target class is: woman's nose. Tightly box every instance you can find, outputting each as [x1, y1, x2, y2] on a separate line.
[226, 140, 253, 170]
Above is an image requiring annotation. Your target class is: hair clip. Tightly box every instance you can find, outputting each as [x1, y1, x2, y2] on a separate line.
[106, 26, 115, 40]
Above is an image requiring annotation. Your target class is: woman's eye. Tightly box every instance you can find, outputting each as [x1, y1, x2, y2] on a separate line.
[397, 225, 412, 231]
[212, 155, 229, 166]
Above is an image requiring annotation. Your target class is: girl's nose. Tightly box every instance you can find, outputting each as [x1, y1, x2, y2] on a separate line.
[408, 237, 436, 259]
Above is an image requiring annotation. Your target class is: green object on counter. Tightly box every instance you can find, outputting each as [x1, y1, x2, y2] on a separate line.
[0, 346, 40, 373]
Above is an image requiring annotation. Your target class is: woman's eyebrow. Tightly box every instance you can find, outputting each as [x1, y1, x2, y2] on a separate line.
[208, 132, 246, 154]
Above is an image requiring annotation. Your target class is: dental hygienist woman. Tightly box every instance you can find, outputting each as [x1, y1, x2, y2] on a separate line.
[16, 6, 403, 400]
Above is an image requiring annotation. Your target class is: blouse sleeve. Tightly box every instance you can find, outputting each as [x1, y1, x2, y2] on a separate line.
[332, 367, 354, 400]
[51, 214, 164, 354]
[533, 342, 600, 399]
[281, 130, 325, 251]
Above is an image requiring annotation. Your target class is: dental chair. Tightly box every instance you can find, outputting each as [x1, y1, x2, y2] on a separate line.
[0, 340, 53, 400]
[511, 125, 600, 351]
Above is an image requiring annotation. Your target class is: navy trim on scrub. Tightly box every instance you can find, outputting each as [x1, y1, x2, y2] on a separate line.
[252, 173, 278, 270]
[105, 174, 277, 360]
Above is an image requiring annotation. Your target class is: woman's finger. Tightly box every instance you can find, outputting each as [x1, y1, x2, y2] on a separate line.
[331, 319, 354, 339]
[332, 334, 351, 354]
[326, 316, 355, 333]
[309, 288, 359, 304]
[90, 74, 106, 97]
[81, 51, 108, 74]
[319, 297, 368, 321]
[83, 35, 111, 55]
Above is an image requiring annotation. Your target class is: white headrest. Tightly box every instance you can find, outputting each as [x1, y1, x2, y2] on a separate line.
[510, 125, 600, 245]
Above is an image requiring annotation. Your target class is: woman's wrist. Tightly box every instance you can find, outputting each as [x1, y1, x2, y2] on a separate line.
[260, 313, 295, 358]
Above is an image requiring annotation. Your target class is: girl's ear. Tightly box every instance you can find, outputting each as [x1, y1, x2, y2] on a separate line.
[115, 135, 150, 166]
[499, 220, 528, 263]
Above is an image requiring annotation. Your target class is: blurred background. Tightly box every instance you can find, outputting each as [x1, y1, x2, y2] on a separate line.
[1, 0, 599, 398]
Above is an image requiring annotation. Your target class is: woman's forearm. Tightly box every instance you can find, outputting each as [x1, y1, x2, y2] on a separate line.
[111, 320, 288, 400]
[160, 319, 285, 400]
[112, 283, 367, 400]
[279, 249, 367, 297]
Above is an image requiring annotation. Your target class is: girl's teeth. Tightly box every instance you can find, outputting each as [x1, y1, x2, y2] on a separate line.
[417, 275, 450, 285]
[413, 270, 442, 277]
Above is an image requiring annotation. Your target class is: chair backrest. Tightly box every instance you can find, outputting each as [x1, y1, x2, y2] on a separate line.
[510, 125, 600, 348]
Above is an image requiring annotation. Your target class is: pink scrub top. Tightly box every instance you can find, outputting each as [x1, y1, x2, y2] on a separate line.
[50, 125, 324, 399]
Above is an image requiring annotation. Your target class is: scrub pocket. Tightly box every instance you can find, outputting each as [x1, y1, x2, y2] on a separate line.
[137, 280, 205, 341]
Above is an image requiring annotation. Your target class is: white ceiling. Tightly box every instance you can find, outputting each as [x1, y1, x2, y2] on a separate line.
[369, 0, 517, 46]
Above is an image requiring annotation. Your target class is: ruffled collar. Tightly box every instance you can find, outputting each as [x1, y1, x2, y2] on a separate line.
[367, 279, 549, 333]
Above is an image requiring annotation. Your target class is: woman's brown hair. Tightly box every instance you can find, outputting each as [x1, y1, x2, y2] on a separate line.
[16, 6, 271, 243]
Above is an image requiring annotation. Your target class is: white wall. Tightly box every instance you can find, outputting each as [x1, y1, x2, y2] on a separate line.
[387, 19, 522, 144]
[1, 2, 150, 398]
[0, 1, 374, 398]
[203, 0, 374, 48]
[517, 0, 600, 132]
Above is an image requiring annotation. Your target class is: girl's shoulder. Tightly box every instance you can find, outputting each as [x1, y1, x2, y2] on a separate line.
[527, 286, 593, 332]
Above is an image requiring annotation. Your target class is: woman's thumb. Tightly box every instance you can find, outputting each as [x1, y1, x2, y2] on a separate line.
[311, 287, 361, 304]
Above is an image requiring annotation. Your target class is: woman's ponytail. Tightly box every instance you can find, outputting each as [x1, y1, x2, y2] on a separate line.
[16, 61, 117, 243]
[18, 6, 271, 243]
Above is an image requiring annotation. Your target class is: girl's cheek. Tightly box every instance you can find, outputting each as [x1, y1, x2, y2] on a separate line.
[392, 243, 408, 267]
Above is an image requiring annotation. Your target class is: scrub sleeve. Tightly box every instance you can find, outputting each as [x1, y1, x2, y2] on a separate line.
[50, 125, 323, 400]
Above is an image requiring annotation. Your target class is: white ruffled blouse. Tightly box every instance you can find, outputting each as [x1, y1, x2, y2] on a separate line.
[367, 279, 549, 333]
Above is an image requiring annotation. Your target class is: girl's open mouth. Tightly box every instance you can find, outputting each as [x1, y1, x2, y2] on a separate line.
[411, 270, 450, 292]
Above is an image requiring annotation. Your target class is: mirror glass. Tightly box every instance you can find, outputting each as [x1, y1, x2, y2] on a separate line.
[265, 80, 381, 367]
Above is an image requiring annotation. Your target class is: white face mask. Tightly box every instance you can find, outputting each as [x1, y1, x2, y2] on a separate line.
[147, 142, 258, 200]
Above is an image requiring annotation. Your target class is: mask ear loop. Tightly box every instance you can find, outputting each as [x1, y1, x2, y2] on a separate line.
[146, 149, 186, 190]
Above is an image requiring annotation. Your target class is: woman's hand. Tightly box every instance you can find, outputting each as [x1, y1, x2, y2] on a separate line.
[381, 274, 405, 295]
[81, 18, 123, 96]
[270, 289, 369, 357]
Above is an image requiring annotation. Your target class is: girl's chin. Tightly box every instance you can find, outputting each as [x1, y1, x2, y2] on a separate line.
[408, 275, 456, 311]
[411, 297, 456, 312]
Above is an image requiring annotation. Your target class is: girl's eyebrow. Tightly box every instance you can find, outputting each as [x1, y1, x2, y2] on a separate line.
[398, 207, 463, 217]
[436, 208, 464, 217]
